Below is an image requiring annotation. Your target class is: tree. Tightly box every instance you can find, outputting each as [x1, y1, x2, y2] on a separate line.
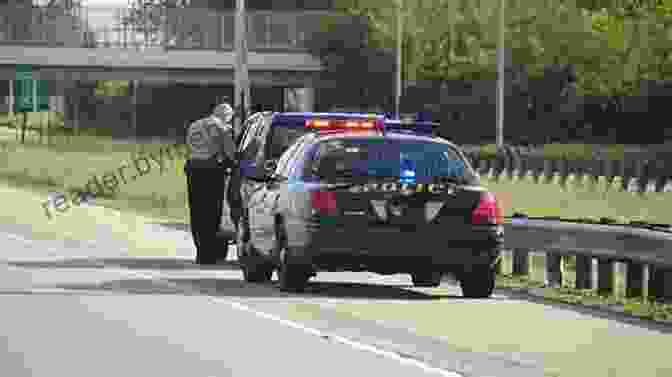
[122, 0, 188, 47]
[306, 12, 395, 111]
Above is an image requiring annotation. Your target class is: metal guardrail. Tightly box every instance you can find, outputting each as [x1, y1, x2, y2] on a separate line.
[503, 218, 672, 302]
[0, 5, 350, 52]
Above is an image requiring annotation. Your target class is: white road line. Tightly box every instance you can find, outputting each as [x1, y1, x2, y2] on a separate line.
[1, 231, 464, 377]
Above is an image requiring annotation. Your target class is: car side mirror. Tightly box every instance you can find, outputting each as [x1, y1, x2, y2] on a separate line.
[264, 159, 278, 174]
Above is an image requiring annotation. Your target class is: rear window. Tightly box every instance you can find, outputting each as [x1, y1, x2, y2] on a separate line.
[308, 138, 477, 184]
[268, 125, 310, 160]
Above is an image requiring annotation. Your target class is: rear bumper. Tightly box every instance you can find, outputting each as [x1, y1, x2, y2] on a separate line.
[286, 220, 503, 272]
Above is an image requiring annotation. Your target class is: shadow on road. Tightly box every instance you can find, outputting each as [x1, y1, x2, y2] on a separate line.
[10, 256, 458, 300]
[43, 276, 461, 301]
[8, 258, 240, 271]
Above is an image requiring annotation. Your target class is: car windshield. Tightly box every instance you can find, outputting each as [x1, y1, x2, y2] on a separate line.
[308, 137, 477, 184]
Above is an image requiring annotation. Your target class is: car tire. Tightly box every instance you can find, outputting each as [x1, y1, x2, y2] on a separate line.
[237, 220, 273, 283]
[411, 271, 442, 287]
[459, 265, 496, 298]
[278, 250, 310, 293]
[275, 229, 310, 293]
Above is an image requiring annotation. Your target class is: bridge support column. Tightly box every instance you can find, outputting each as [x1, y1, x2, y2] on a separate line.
[284, 87, 314, 112]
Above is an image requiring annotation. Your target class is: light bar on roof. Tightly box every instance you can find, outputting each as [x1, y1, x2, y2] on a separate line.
[305, 119, 380, 131]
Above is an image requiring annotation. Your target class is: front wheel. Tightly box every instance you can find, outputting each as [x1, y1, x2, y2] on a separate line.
[237, 221, 273, 283]
[459, 265, 496, 298]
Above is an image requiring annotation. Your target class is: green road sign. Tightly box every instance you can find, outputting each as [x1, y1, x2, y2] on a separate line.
[14, 65, 50, 113]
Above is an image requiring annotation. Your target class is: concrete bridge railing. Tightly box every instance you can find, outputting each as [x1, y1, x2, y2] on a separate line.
[0, 5, 358, 52]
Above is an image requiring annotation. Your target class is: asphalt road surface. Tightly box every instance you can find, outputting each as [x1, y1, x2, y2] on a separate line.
[1, 225, 669, 377]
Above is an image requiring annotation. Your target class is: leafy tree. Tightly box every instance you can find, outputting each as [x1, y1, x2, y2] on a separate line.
[122, 0, 188, 46]
[306, 12, 395, 111]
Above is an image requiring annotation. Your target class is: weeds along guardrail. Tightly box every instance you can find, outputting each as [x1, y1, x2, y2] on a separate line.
[502, 218, 672, 302]
[465, 152, 672, 194]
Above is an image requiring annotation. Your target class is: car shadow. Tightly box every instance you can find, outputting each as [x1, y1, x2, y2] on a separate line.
[8, 257, 240, 271]
[43, 276, 461, 301]
[162, 278, 463, 301]
[11, 256, 459, 300]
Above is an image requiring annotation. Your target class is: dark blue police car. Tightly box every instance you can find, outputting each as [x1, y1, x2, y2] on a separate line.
[222, 112, 504, 298]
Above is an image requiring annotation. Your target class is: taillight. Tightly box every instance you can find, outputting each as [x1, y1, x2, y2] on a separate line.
[472, 192, 503, 225]
[311, 191, 338, 215]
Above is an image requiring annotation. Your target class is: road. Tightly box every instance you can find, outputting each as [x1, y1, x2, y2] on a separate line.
[1, 225, 670, 377]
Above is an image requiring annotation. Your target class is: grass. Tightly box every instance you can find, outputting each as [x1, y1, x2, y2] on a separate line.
[1, 125, 671, 225]
[482, 174, 672, 224]
[0, 126, 190, 223]
[472, 142, 648, 161]
[0, 182, 189, 257]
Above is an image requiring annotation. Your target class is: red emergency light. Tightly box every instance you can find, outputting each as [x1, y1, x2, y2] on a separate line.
[305, 118, 384, 132]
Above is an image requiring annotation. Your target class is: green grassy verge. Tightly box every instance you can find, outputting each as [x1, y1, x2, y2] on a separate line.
[0, 127, 189, 223]
[1, 127, 671, 225]
[482, 175, 672, 224]
[472, 142, 661, 161]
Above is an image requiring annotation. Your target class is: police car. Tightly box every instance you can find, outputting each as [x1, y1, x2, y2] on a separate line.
[223, 112, 504, 298]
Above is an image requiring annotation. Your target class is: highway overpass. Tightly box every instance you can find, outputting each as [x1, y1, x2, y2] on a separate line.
[0, 44, 323, 87]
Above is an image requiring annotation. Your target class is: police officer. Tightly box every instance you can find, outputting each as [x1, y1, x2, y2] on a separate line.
[184, 103, 237, 265]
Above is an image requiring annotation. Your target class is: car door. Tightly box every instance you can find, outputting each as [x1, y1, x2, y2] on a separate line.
[225, 115, 264, 231]
[248, 136, 307, 254]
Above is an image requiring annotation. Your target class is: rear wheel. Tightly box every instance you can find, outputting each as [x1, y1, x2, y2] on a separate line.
[459, 265, 496, 298]
[237, 221, 273, 283]
[411, 271, 443, 287]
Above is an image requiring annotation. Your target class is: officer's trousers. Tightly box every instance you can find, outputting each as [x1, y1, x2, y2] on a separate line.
[184, 158, 228, 264]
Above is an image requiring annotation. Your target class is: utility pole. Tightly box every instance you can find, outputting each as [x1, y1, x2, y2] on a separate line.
[395, 0, 403, 119]
[496, 0, 505, 148]
[234, 0, 251, 130]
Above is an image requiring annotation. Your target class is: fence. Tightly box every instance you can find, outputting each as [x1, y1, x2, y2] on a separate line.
[502, 219, 672, 303]
[465, 151, 672, 195]
[0, 5, 350, 51]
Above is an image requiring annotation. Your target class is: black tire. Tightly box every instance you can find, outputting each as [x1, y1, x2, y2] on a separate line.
[278, 252, 310, 293]
[459, 265, 496, 298]
[411, 271, 443, 287]
[237, 220, 273, 283]
[276, 228, 310, 293]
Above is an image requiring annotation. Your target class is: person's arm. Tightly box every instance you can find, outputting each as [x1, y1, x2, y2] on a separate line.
[215, 123, 236, 162]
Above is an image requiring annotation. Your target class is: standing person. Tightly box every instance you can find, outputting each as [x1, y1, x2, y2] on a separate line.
[184, 103, 237, 265]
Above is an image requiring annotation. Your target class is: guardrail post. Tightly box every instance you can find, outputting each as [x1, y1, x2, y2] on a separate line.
[613, 262, 627, 297]
[597, 259, 614, 295]
[512, 248, 529, 276]
[649, 266, 672, 301]
[529, 251, 546, 284]
[546, 252, 563, 288]
[575, 255, 596, 290]
[626, 262, 649, 299]
[557, 159, 568, 188]
[542, 159, 553, 184]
